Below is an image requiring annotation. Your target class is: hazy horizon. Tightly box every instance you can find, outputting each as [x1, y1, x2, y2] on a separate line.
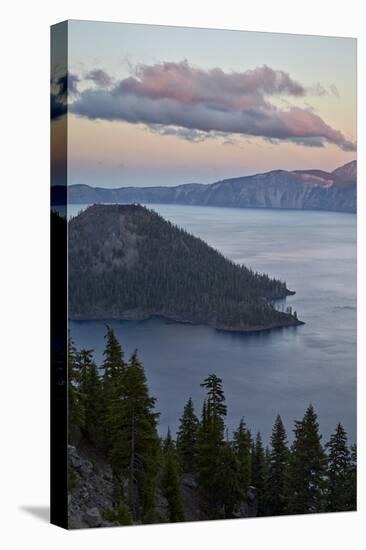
[64, 157, 356, 189]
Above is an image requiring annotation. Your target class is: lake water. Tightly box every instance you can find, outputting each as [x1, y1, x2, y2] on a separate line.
[69, 204, 357, 445]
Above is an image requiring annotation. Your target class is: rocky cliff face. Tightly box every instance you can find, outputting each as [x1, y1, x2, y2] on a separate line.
[56, 160, 356, 213]
[68, 443, 258, 528]
[68, 444, 117, 529]
[198, 165, 356, 212]
[332, 160, 357, 184]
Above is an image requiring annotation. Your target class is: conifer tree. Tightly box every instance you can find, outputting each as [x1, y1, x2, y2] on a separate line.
[176, 398, 200, 473]
[287, 405, 326, 514]
[68, 338, 84, 443]
[108, 350, 160, 522]
[100, 326, 126, 451]
[264, 445, 271, 491]
[232, 418, 252, 499]
[345, 444, 357, 511]
[197, 374, 227, 518]
[201, 400, 208, 432]
[251, 432, 266, 516]
[161, 429, 185, 522]
[101, 325, 126, 382]
[104, 479, 133, 526]
[200, 374, 227, 449]
[215, 442, 242, 518]
[78, 349, 102, 445]
[266, 415, 290, 516]
[325, 423, 352, 512]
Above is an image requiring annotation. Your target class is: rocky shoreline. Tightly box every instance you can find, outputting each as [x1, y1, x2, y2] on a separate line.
[69, 310, 304, 333]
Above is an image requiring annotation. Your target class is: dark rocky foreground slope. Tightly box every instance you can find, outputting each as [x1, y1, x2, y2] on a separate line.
[68, 204, 301, 331]
[68, 443, 258, 528]
[57, 160, 356, 213]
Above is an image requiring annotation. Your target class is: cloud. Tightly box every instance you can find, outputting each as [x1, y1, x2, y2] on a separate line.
[115, 61, 306, 107]
[329, 84, 340, 97]
[307, 82, 340, 97]
[148, 124, 220, 142]
[307, 83, 328, 96]
[68, 61, 355, 151]
[85, 69, 113, 87]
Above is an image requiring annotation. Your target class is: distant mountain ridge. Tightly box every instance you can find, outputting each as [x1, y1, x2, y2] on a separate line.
[54, 160, 356, 213]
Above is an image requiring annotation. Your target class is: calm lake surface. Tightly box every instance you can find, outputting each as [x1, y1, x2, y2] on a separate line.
[69, 204, 356, 444]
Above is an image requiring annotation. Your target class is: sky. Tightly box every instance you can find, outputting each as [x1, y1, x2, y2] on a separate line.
[51, 20, 357, 188]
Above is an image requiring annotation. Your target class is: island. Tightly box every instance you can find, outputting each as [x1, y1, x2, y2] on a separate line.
[68, 204, 303, 332]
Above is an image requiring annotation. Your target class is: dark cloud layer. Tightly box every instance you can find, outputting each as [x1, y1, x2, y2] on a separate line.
[66, 61, 355, 151]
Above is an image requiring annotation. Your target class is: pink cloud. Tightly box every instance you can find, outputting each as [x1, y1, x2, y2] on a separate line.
[70, 61, 355, 151]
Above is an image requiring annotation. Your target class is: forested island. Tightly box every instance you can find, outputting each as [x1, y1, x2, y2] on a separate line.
[67, 328, 357, 528]
[68, 204, 302, 332]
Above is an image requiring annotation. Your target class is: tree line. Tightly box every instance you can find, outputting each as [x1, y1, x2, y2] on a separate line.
[68, 327, 356, 525]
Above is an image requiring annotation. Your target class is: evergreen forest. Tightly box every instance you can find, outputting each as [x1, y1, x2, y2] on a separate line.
[68, 328, 356, 526]
[68, 205, 301, 331]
